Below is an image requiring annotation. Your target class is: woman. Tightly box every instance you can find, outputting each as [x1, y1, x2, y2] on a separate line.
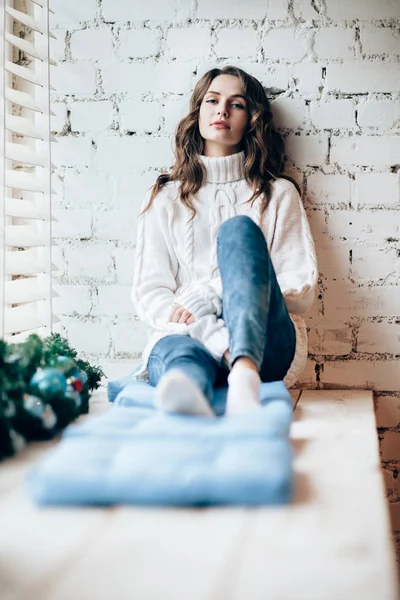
[132, 65, 317, 417]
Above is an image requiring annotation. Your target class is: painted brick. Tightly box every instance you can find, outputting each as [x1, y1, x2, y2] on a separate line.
[285, 134, 328, 166]
[197, 0, 268, 19]
[326, 210, 400, 241]
[315, 238, 350, 279]
[390, 504, 400, 531]
[376, 396, 400, 428]
[52, 208, 92, 238]
[70, 28, 114, 62]
[196, 62, 289, 91]
[382, 468, 397, 496]
[119, 29, 160, 58]
[60, 317, 111, 355]
[314, 28, 355, 60]
[52, 245, 66, 277]
[50, 30, 66, 63]
[95, 136, 174, 171]
[324, 284, 400, 318]
[166, 27, 211, 59]
[50, 102, 67, 132]
[326, 0, 400, 20]
[358, 321, 400, 355]
[50, 63, 96, 96]
[102, 0, 191, 22]
[263, 28, 309, 62]
[113, 318, 151, 354]
[163, 96, 190, 134]
[292, 0, 319, 21]
[53, 284, 92, 315]
[115, 171, 159, 208]
[354, 173, 399, 206]
[114, 247, 135, 284]
[330, 136, 400, 166]
[101, 62, 193, 95]
[292, 63, 323, 94]
[305, 208, 327, 244]
[93, 285, 135, 315]
[308, 320, 352, 355]
[310, 100, 354, 129]
[326, 63, 400, 94]
[306, 174, 351, 205]
[70, 101, 114, 132]
[321, 360, 400, 392]
[239, 63, 289, 90]
[294, 359, 317, 388]
[119, 100, 162, 133]
[50, 0, 97, 26]
[361, 27, 400, 56]
[351, 246, 399, 281]
[381, 431, 400, 461]
[64, 170, 112, 208]
[52, 137, 92, 168]
[64, 242, 114, 280]
[93, 208, 138, 241]
[271, 98, 306, 129]
[97, 358, 142, 380]
[357, 100, 400, 129]
[214, 28, 259, 59]
[266, 0, 289, 20]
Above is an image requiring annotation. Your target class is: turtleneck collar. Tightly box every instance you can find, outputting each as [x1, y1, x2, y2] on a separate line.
[199, 151, 245, 183]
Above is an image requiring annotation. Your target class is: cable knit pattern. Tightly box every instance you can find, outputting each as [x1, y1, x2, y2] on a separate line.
[131, 151, 318, 387]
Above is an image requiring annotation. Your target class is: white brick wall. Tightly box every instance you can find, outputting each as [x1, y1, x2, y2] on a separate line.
[50, 0, 400, 515]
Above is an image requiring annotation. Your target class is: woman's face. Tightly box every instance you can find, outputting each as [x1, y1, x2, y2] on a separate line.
[198, 74, 249, 157]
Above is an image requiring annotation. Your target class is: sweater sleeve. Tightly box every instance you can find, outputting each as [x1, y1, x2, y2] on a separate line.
[131, 190, 179, 330]
[269, 182, 318, 315]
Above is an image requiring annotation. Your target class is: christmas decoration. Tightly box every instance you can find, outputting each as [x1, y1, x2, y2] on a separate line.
[0, 333, 105, 461]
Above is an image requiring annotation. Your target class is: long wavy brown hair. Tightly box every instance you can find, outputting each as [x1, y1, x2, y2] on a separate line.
[141, 65, 299, 219]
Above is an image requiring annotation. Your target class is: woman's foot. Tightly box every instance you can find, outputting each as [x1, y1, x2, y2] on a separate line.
[155, 369, 215, 417]
[226, 363, 261, 415]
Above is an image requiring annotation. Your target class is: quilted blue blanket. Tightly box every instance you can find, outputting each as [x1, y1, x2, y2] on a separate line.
[26, 374, 294, 507]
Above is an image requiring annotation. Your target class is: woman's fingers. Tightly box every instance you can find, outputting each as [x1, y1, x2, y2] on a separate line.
[178, 309, 192, 324]
[168, 304, 195, 324]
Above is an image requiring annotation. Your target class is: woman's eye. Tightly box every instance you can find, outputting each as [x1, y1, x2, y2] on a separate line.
[205, 99, 245, 109]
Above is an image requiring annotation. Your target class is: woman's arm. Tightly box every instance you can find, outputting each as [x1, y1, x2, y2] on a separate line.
[269, 182, 318, 315]
[132, 190, 180, 330]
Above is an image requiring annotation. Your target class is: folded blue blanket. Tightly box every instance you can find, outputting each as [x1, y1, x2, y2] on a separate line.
[26, 375, 294, 507]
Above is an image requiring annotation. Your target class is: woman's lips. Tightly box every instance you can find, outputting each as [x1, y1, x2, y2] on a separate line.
[212, 123, 230, 129]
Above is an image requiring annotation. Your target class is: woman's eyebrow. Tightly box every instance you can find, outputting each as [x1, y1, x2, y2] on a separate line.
[205, 91, 246, 100]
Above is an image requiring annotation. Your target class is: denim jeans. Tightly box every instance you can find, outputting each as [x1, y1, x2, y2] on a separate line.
[147, 215, 296, 404]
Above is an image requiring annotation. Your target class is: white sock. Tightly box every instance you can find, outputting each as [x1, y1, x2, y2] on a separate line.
[155, 369, 215, 417]
[226, 365, 261, 416]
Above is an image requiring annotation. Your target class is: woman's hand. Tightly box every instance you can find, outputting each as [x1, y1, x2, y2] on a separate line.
[168, 304, 196, 324]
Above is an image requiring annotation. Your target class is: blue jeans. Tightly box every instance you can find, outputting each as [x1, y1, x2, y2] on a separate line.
[148, 216, 296, 404]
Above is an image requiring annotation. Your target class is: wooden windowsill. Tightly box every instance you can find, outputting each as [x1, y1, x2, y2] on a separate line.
[0, 388, 398, 600]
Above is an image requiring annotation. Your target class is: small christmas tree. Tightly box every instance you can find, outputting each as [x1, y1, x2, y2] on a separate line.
[0, 333, 105, 461]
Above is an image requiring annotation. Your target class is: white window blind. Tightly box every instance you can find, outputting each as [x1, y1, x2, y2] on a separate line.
[1, 0, 58, 343]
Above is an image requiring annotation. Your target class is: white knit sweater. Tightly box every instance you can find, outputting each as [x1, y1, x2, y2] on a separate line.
[132, 151, 318, 388]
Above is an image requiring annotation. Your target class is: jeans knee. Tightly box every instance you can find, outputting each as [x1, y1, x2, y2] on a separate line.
[152, 335, 211, 365]
[217, 215, 261, 242]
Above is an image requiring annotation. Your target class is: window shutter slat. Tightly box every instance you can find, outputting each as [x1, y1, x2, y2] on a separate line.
[5, 198, 56, 220]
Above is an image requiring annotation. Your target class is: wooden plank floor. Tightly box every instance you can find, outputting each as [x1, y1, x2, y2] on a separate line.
[0, 388, 398, 600]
